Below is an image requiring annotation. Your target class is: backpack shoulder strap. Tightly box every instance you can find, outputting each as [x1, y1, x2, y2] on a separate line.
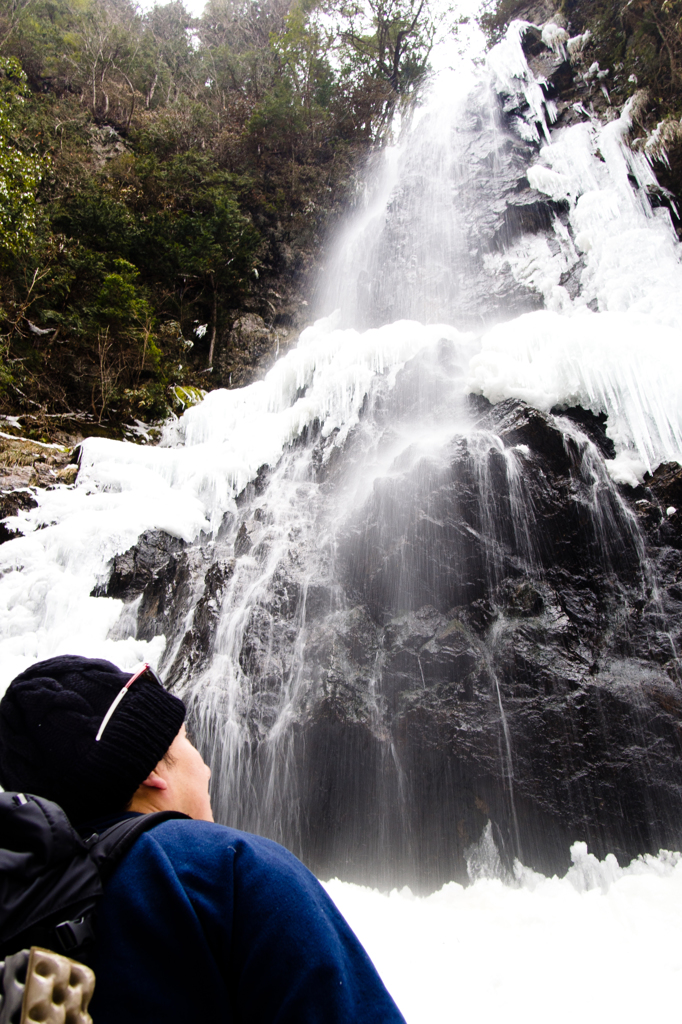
[48, 813, 189, 956]
[89, 811, 190, 882]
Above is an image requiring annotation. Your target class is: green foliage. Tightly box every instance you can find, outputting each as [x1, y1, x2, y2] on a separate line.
[171, 383, 206, 410]
[92, 259, 151, 328]
[0, 57, 43, 259]
[557, 0, 682, 119]
[0, 0, 440, 427]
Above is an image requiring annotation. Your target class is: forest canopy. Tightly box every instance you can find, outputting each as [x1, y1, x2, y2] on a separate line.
[0, 0, 441, 431]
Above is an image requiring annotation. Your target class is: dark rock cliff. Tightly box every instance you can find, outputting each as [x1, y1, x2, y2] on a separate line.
[88, 337, 682, 891]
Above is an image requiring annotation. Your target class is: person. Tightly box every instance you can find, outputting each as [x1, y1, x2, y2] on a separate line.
[0, 655, 406, 1023]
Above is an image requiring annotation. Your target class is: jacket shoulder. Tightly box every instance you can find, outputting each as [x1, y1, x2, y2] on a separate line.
[113, 818, 290, 868]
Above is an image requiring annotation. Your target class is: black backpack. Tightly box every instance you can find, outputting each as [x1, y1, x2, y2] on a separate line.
[0, 791, 188, 961]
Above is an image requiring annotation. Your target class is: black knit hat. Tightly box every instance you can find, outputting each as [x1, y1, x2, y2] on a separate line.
[0, 655, 185, 823]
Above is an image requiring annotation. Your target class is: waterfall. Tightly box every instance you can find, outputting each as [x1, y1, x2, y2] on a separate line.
[2, 19, 682, 908]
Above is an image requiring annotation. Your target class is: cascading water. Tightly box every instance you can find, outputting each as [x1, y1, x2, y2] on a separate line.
[3, 16, 682, 1019]
[315, 63, 555, 329]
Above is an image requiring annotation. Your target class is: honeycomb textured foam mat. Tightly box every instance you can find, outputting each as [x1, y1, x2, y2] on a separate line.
[0, 948, 95, 1024]
[0, 949, 28, 1024]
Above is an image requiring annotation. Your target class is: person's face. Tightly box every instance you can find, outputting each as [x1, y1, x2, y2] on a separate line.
[159, 724, 214, 822]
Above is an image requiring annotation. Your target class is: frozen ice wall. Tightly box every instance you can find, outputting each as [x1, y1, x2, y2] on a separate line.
[468, 24, 682, 482]
[468, 310, 682, 484]
[314, 20, 682, 482]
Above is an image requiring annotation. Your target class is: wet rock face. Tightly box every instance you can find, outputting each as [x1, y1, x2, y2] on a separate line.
[97, 531, 185, 603]
[343, 398, 638, 623]
[324, 12, 636, 332]
[326, 397, 682, 884]
[99, 378, 682, 891]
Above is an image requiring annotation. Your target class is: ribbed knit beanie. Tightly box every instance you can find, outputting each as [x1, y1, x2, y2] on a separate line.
[0, 655, 185, 823]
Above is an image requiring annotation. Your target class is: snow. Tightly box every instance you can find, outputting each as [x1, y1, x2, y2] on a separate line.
[567, 30, 591, 60]
[163, 315, 464, 455]
[1, 18, 680, 687]
[495, 25, 682, 327]
[605, 450, 648, 488]
[0, 430, 67, 451]
[476, 50, 682, 481]
[524, 99, 682, 330]
[584, 60, 600, 82]
[70, 318, 466, 534]
[482, 224, 577, 313]
[325, 843, 682, 1024]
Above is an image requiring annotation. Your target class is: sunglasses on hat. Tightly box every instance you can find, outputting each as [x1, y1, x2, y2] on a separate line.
[95, 663, 164, 742]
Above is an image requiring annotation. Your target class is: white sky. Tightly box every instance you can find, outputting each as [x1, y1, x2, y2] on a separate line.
[136, 0, 487, 53]
[137, 0, 204, 16]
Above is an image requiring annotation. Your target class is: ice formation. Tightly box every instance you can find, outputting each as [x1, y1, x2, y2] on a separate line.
[487, 21, 555, 140]
[0, 318, 466, 685]
[541, 22, 568, 58]
[467, 309, 682, 481]
[0, 11, 680, 709]
[566, 29, 591, 60]
[474, 27, 682, 482]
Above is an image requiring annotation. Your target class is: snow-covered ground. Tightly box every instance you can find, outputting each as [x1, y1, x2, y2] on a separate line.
[326, 843, 682, 1023]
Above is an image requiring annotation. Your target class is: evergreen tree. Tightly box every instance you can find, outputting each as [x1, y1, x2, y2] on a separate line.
[0, 56, 42, 258]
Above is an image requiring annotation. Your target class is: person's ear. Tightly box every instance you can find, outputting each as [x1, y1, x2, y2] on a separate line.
[140, 770, 168, 791]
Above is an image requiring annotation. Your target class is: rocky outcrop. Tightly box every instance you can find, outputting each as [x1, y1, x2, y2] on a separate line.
[318, 7, 650, 330]
[500, 0, 682, 232]
[89, 125, 129, 170]
[95, 530, 184, 603]
[0, 489, 38, 542]
[326, 393, 682, 884]
[317, 64, 577, 329]
[215, 313, 294, 389]
[0, 434, 80, 543]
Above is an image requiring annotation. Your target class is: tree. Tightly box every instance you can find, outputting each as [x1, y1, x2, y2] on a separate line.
[197, 0, 287, 111]
[335, 0, 437, 109]
[142, 2, 202, 107]
[0, 56, 43, 258]
[0, 0, 444, 422]
[621, 0, 682, 88]
[275, 0, 336, 120]
[65, 0, 141, 125]
[128, 151, 261, 365]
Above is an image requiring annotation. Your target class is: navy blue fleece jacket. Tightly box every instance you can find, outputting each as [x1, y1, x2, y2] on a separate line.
[87, 815, 406, 1023]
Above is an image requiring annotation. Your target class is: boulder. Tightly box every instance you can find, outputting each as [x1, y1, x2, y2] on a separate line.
[0, 489, 38, 543]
